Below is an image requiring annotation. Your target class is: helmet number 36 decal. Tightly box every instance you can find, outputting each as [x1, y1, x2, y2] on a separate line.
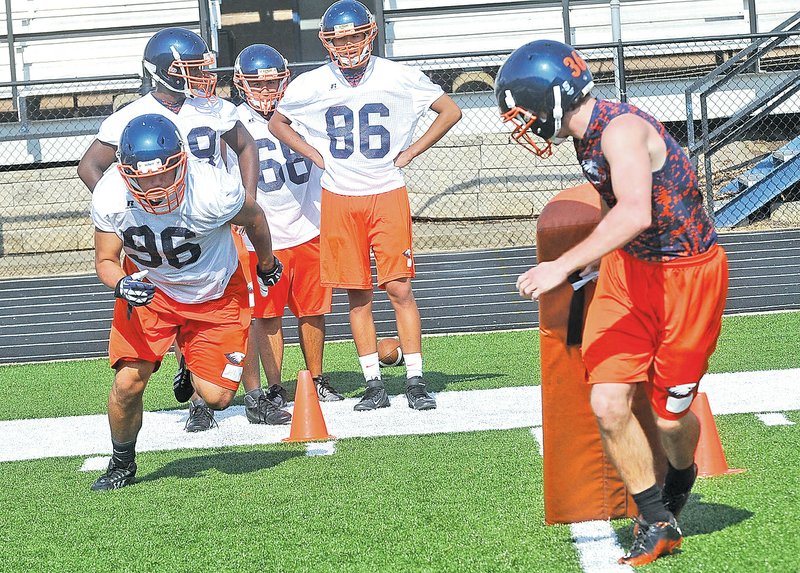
[563, 51, 588, 77]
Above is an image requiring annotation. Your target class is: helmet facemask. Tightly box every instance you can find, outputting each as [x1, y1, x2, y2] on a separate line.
[118, 151, 188, 215]
[319, 20, 377, 69]
[499, 88, 560, 158]
[166, 46, 217, 98]
[234, 67, 289, 116]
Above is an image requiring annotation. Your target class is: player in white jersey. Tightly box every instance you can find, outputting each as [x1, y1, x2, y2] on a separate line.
[230, 44, 345, 415]
[76, 28, 261, 431]
[269, 0, 461, 412]
[78, 27, 258, 194]
[89, 114, 286, 492]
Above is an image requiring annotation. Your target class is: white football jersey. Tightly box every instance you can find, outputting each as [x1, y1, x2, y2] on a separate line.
[228, 103, 322, 251]
[277, 57, 444, 196]
[96, 93, 238, 169]
[91, 162, 245, 304]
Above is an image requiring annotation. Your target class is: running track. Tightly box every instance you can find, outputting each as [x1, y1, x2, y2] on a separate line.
[0, 229, 798, 364]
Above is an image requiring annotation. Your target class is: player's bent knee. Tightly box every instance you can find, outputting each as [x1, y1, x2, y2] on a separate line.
[191, 375, 237, 409]
[656, 410, 694, 433]
[590, 385, 634, 430]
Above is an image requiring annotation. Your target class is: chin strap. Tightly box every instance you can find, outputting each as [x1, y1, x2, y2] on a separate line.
[550, 85, 565, 144]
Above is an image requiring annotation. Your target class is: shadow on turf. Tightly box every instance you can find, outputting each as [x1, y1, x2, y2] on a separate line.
[137, 450, 302, 483]
[155, 370, 507, 411]
[250, 369, 505, 400]
[614, 492, 753, 546]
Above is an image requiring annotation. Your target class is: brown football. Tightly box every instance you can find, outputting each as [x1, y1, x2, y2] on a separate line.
[377, 337, 404, 367]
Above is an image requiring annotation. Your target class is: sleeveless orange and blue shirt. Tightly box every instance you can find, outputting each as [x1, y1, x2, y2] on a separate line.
[573, 100, 716, 262]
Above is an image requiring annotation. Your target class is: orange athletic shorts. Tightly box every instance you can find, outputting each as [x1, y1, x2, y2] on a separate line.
[319, 186, 414, 289]
[248, 236, 332, 319]
[581, 244, 728, 420]
[109, 261, 252, 391]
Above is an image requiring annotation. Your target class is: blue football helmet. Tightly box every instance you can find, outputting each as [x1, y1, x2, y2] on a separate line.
[495, 40, 594, 157]
[233, 44, 290, 116]
[143, 27, 217, 98]
[117, 114, 188, 215]
[319, 0, 377, 69]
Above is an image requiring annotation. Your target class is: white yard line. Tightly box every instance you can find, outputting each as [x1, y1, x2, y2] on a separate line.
[570, 521, 634, 573]
[755, 413, 795, 426]
[1, 368, 797, 464]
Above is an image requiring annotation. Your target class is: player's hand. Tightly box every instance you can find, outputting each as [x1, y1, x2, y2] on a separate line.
[114, 270, 155, 307]
[256, 256, 283, 296]
[311, 151, 325, 170]
[394, 149, 415, 168]
[515, 261, 569, 301]
[580, 260, 600, 279]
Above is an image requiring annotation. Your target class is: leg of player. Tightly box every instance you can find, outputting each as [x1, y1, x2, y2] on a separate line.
[299, 314, 342, 401]
[591, 383, 682, 566]
[657, 411, 700, 519]
[385, 278, 435, 411]
[349, 288, 389, 411]
[241, 317, 292, 425]
[173, 341, 215, 433]
[172, 343, 193, 403]
[91, 359, 153, 491]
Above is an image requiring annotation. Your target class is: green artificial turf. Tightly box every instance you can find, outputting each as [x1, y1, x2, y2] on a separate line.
[1, 312, 798, 421]
[0, 430, 581, 573]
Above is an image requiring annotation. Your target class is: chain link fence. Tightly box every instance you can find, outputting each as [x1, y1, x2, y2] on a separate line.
[0, 32, 798, 278]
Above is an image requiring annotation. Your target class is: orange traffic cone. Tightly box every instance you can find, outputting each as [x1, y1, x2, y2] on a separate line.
[282, 370, 335, 442]
[691, 392, 745, 477]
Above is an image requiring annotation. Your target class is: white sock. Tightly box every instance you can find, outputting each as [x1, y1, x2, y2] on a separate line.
[404, 353, 423, 379]
[358, 352, 381, 382]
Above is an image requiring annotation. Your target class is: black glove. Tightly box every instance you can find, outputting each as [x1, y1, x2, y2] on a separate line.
[114, 270, 156, 307]
[255, 256, 283, 296]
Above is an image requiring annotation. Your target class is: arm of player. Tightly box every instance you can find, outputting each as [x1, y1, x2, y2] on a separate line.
[229, 193, 282, 293]
[268, 111, 325, 170]
[77, 140, 117, 192]
[516, 115, 653, 300]
[394, 94, 462, 168]
[222, 121, 259, 200]
[95, 229, 155, 308]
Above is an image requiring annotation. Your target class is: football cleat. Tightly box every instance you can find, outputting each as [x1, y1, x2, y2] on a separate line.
[354, 379, 390, 411]
[91, 460, 137, 492]
[404, 376, 437, 411]
[265, 384, 289, 408]
[173, 356, 194, 403]
[663, 463, 697, 519]
[245, 392, 292, 425]
[314, 375, 344, 402]
[619, 517, 682, 566]
[184, 403, 217, 432]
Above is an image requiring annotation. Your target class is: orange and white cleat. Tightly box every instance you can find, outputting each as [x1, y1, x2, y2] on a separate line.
[619, 516, 683, 566]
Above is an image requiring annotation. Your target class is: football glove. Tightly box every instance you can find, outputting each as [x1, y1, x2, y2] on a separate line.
[114, 270, 155, 307]
[255, 256, 283, 296]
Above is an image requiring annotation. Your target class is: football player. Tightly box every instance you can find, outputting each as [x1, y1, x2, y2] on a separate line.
[90, 114, 285, 491]
[269, 0, 462, 412]
[230, 43, 344, 412]
[496, 40, 728, 565]
[77, 27, 260, 431]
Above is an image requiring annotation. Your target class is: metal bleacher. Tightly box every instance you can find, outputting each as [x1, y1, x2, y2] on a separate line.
[686, 10, 800, 228]
[0, 1, 202, 166]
